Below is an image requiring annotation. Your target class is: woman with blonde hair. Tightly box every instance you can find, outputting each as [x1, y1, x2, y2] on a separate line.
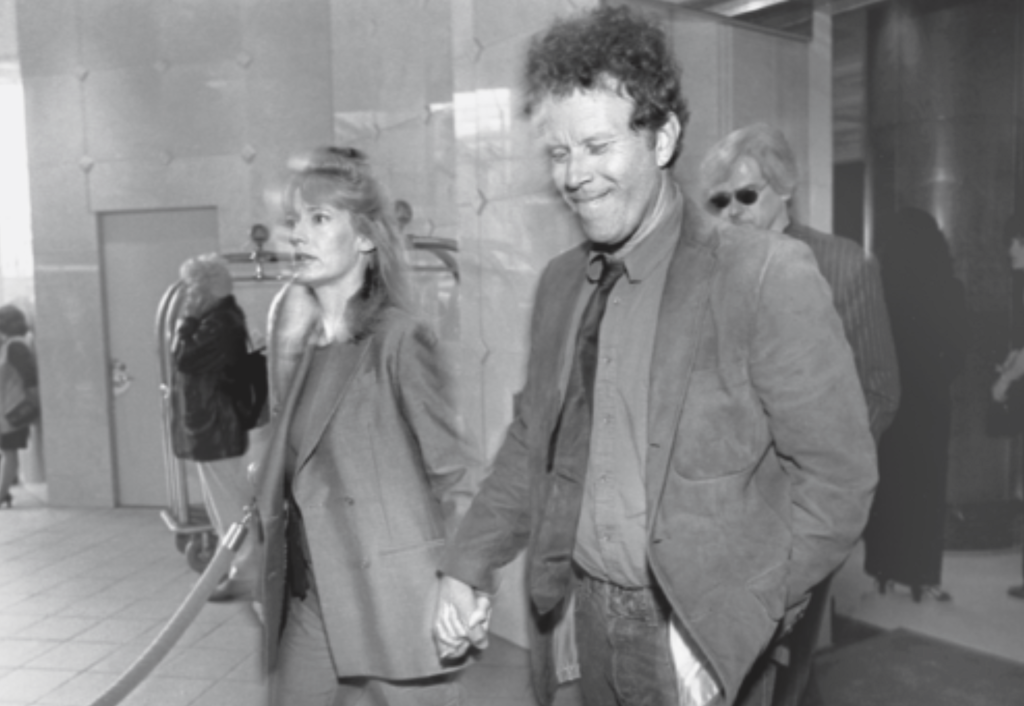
[254, 146, 478, 705]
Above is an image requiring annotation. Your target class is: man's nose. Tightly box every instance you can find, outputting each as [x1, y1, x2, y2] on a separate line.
[563, 153, 591, 191]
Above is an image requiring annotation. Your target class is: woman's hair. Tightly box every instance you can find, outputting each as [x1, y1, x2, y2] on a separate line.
[0, 305, 29, 337]
[283, 146, 413, 339]
[522, 5, 689, 167]
[700, 123, 799, 199]
[179, 253, 233, 300]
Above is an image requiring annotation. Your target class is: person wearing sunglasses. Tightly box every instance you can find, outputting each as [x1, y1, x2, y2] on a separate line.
[701, 123, 901, 706]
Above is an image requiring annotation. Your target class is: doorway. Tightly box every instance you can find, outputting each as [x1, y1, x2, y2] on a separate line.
[99, 207, 218, 507]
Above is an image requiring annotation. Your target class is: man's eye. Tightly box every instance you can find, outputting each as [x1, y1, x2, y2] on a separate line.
[588, 142, 609, 155]
[549, 149, 569, 164]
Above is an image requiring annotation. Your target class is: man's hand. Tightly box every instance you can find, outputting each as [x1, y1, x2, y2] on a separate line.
[433, 575, 492, 661]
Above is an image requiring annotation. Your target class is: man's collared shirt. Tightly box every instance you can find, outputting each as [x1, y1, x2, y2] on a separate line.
[569, 178, 684, 588]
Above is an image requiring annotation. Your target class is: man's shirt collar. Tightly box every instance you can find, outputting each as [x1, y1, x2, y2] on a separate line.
[587, 177, 683, 283]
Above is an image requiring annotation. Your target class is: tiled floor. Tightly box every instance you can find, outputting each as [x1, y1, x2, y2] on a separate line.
[0, 485, 541, 706]
[3, 481, 1024, 705]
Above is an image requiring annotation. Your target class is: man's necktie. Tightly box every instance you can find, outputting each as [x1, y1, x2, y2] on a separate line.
[529, 255, 626, 615]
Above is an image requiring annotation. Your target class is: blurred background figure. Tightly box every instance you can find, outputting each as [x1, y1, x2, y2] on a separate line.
[171, 253, 256, 602]
[0, 304, 39, 508]
[864, 208, 968, 603]
[255, 146, 477, 706]
[991, 213, 1024, 600]
[701, 122, 899, 706]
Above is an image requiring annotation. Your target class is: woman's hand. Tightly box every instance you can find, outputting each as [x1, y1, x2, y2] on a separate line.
[994, 376, 1011, 403]
[994, 348, 1024, 402]
[997, 348, 1021, 375]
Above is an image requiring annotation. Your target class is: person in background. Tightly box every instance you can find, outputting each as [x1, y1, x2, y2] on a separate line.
[432, 7, 877, 706]
[172, 253, 256, 602]
[992, 213, 1024, 600]
[863, 208, 967, 603]
[0, 304, 39, 508]
[253, 145, 477, 705]
[700, 123, 901, 706]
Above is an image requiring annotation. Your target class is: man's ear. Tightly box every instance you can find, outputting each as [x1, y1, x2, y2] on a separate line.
[654, 113, 681, 168]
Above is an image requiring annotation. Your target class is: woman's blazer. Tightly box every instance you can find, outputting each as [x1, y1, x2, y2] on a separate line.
[253, 284, 477, 680]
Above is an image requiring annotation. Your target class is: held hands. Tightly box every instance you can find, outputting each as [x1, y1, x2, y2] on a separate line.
[433, 575, 492, 661]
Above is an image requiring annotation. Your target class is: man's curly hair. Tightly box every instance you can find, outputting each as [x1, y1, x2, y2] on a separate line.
[522, 6, 690, 166]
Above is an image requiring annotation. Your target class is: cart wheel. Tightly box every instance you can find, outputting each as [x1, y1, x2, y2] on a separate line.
[185, 531, 218, 574]
[174, 533, 189, 554]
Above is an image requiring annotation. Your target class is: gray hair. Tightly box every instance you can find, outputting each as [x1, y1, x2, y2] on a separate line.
[180, 253, 232, 300]
[700, 123, 798, 198]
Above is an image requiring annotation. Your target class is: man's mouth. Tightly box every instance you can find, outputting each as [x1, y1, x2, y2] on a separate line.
[571, 192, 609, 210]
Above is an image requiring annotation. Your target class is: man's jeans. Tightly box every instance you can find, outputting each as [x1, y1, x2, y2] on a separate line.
[573, 571, 776, 706]
[574, 572, 679, 706]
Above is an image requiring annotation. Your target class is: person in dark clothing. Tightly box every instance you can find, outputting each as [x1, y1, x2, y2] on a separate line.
[864, 207, 968, 602]
[991, 213, 1024, 600]
[172, 253, 254, 601]
[0, 304, 39, 508]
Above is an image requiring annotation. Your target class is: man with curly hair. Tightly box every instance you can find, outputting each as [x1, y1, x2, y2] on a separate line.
[433, 7, 876, 706]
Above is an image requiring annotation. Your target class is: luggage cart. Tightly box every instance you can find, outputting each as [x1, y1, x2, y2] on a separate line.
[156, 225, 287, 573]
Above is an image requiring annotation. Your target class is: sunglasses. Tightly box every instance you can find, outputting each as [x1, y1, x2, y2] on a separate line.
[709, 186, 761, 211]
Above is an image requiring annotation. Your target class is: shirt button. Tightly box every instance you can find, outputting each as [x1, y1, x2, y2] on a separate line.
[361, 558, 371, 569]
[603, 356, 612, 365]
[344, 496, 355, 506]
[612, 298, 621, 305]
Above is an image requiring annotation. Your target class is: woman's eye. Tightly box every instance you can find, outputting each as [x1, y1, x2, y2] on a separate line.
[312, 213, 329, 225]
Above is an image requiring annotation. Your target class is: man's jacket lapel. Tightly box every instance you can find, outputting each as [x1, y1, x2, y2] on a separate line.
[645, 201, 719, 516]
